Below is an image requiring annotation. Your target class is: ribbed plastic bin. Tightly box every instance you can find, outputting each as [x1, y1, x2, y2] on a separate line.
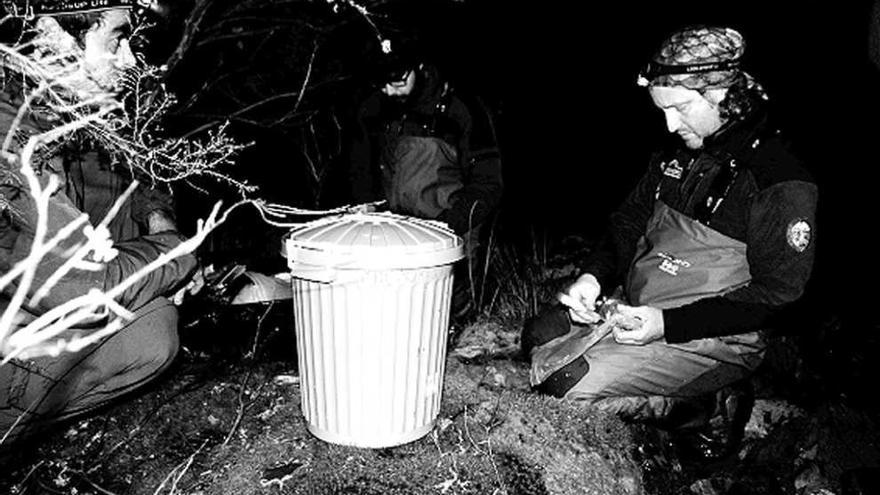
[283, 212, 464, 448]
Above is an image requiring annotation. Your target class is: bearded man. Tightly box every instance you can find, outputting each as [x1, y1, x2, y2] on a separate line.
[522, 26, 817, 460]
[0, 0, 200, 447]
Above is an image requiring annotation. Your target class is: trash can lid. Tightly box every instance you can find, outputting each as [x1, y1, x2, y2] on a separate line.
[283, 212, 465, 271]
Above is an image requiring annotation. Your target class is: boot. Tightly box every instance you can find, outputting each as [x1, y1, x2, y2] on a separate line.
[673, 379, 755, 462]
[519, 305, 570, 360]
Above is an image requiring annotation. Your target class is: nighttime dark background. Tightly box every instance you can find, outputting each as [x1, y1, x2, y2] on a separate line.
[163, 0, 880, 335]
[4, 4, 880, 492]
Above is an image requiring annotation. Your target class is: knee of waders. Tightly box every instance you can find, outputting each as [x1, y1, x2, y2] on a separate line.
[533, 357, 590, 399]
[131, 297, 180, 372]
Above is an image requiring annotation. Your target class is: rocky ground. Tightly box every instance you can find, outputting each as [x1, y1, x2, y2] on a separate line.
[0, 304, 644, 494]
[1, 237, 879, 494]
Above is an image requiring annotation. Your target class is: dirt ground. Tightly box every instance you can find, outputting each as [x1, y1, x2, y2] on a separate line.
[2, 299, 880, 494]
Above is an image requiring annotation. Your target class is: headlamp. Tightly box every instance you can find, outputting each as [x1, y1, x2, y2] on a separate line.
[637, 58, 741, 87]
[4, 0, 152, 16]
[386, 68, 412, 84]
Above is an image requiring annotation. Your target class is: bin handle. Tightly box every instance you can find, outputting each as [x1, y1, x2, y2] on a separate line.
[288, 264, 364, 285]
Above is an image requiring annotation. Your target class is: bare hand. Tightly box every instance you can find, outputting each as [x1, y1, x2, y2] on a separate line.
[559, 273, 602, 324]
[610, 304, 665, 345]
[171, 265, 211, 305]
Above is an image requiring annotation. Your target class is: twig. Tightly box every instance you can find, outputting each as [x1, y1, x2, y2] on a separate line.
[0, 165, 56, 340]
[102, 200, 232, 299]
[461, 405, 505, 493]
[0, 80, 48, 156]
[222, 371, 251, 447]
[12, 459, 44, 491]
[181, 90, 305, 139]
[332, 0, 385, 46]
[1, 199, 245, 363]
[221, 373, 268, 447]
[477, 215, 499, 311]
[35, 478, 67, 494]
[194, 27, 278, 47]
[0, 207, 88, 294]
[151, 439, 209, 495]
[292, 42, 318, 114]
[30, 181, 138, 306]
[247, 301, 276, 360]
[165, 0, 212, 71]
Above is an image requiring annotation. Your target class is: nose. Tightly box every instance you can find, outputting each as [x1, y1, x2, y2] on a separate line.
[663, 109, 681, 133]
[114, 39, 136, 70]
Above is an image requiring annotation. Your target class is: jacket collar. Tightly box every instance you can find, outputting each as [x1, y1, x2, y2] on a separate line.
[701, 108, 772, 157]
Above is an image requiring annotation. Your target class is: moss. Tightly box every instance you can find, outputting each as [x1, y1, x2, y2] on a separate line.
[2, 340, 646, 494]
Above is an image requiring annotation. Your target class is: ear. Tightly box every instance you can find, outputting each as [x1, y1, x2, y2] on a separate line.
[704, 87, 729, 106]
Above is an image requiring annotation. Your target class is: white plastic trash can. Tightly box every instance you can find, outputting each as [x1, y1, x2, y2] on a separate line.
[283, 212, 464, 448]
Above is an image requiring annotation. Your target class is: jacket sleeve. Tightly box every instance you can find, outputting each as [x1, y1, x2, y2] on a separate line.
[582, 156, 661, 294]
[2, 170, 196, 317]
[103, 232, 197, 310]
[662, 179, 818, 343]
[439, 96, 503, 235]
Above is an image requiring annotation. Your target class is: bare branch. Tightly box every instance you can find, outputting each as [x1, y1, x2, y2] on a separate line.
[293, 42, 319, 114]
[165, 0, 213, 71]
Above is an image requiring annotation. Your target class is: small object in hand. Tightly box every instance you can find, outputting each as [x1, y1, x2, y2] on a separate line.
[556, 292, 601, 322]
[608, 312, 643, 331]
[594, 297, 619, 320]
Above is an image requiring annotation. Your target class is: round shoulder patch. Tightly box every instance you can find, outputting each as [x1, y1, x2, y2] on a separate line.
[786, 219, 812, 253]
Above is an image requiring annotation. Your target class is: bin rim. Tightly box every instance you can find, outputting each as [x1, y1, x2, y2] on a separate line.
[283, 211, 465, 271]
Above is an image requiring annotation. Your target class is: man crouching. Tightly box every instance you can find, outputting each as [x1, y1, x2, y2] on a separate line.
[0, 0, 201, 447]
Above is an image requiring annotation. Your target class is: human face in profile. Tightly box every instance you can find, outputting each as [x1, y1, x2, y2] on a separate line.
[649, 85, 727, 149]
[81, 9, 137, 93]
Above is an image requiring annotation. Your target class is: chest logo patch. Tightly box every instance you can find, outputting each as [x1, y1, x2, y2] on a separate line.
[786, 219, 812, 253]
[662, 159, 683, 179]
[657, 252, 691, 276]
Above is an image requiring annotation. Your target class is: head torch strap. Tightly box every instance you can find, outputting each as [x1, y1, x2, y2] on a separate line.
[638, 59, 741, 86]
[5, 0, 147, 16]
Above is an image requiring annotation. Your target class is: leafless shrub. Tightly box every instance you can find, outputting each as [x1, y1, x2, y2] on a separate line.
[0, 13, 247, 364]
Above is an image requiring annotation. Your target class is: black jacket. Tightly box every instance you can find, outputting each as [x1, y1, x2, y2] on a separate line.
[0, 98, 196, 321]
[348, 65, 503, 234]
[584, 110, 818, 343]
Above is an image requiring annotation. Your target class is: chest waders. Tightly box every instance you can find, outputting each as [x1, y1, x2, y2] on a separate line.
[381, 136, 464, 220]
[531, 200, 753, 386]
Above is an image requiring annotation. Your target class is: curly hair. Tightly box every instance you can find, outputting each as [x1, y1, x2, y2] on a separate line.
[713, 74, 768, 121]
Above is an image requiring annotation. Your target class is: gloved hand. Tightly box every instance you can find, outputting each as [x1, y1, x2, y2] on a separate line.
[611, 304, 665, 345]
[558, 273, 602, 324]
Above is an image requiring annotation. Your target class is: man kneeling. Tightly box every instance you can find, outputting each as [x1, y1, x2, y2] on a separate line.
[522, 25, 817, 460]
[1, 1, 200, 446]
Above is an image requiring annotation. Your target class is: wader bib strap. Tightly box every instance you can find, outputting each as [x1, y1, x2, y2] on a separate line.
[381, 136, 463, 219]
[531, 201, 752, 387]
[626, 201, 751, 309]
